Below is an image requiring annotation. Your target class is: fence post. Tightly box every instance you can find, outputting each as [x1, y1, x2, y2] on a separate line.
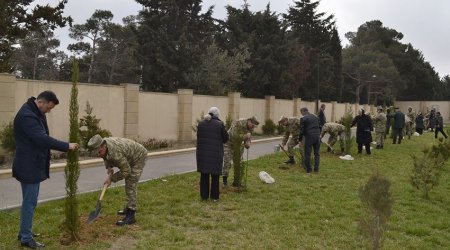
[123, 83, 140, 139]
[177, 89, 193, 142]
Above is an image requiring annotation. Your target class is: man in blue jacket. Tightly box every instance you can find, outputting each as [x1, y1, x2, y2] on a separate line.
[298, 107, 321, 173]
[13, 90, 78, 249]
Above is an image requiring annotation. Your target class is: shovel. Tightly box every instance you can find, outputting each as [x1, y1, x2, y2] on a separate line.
[323, 142, 335, 153]
[87, 183, 108, 224]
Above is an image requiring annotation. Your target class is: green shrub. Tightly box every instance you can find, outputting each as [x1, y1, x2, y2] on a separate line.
[359, 171, 393, 250]
[276, 123, 285, 135]
[339, 106, 354, 154]
[0, 120, 15, 154]
[79, 101, 112, 149]
[262, 119, 276, 135]
[411, 136, 450, 199]
[135, 138, 173, 151]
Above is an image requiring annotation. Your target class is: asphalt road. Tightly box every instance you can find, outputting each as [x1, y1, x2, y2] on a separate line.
[0, 139, 282, 210]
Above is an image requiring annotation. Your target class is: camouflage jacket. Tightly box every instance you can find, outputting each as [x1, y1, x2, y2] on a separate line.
[103, 137, 148, 182]
[406, 110, 416, 124]
[282, 117, 300, 145]
[228, 119, 253, 145]
[372, 112, 387, 133]
[320, 122, 345, 137]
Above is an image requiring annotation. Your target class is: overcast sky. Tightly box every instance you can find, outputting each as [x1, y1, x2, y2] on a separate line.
[34, 0, 450, 78]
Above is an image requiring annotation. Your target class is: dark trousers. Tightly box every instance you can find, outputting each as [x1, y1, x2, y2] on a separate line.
[435, 127, 448, 139]
[416, 128, 423, 135]
[304, 135, 320, 172]
[200, 173, 219, 200]
[392, 128, 403, 144]
[357, 143, 371, 154]
[19, 182, 40, 243]
[384, 124, 391, 139]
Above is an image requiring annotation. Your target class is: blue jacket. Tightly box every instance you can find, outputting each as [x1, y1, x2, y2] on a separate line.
[298, 112, 320, 141]
[12, 97, 69, 183]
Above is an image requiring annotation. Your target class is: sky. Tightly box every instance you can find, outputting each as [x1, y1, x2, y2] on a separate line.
[33, 0, 450, 78]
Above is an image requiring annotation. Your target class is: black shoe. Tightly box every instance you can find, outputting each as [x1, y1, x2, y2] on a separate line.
[284, 157, 295, 164]
[222, 176, 228, 188]
[313, 169, 319, 174]
[21, 239, 45, 249]
[116, 209, 136, 226]
[117, 207, 131, 216]
[18, 233, 40, 241]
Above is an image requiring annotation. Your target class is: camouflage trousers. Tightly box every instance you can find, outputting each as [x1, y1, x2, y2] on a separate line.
[116, 159, 145, 210]
[327, 133, 345, 149]
[375, 131, 385, 146]
[286, 137, 300, 157]
[405, 122, 415, 138]
[222, 143, 243, 177]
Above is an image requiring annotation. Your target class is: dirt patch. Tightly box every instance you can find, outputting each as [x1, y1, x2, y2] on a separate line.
[109, 235, 138, 250]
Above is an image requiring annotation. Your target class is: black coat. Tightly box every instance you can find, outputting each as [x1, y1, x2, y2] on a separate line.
[393, 111, 405, 129]
[318, 110, 326, 128]
[299, 112, 320, 141]
[12, 97, 69, 183]
[196, 116, 229, 175]
[352, 114, 373, 144]
[415, 114, 424, 129]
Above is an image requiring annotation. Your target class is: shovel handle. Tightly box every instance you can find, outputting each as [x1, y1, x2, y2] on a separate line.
[99, 184, 108, 201]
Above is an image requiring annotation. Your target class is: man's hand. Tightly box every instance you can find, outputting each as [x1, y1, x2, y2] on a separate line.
[104, 175, 112, 187]
[68, 143, 79, 150]
[280, 143, 285, 149]
[107, 167, 114, 176]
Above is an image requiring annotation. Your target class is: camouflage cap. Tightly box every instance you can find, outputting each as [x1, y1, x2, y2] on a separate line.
[88, 134, 104, 149]
[377, 106, 383, 110]
[278, 116, 287, 124]
[248, 116, 260, 125]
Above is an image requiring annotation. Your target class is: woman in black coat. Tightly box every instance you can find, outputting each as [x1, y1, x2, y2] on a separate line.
[196, 107, 229, 201]
[415, 112, 425, 135]
[351, 109, 373, 155]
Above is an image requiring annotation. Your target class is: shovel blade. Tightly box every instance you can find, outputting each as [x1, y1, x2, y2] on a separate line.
[87, 201, 101, 224]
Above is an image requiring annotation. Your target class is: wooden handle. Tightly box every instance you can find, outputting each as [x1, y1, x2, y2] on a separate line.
[99, 184, 108, 201]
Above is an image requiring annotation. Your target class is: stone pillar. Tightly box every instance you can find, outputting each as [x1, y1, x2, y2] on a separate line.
[331, 101, 337, 122]
[0, 73, 15, 127]
[123, 83, 140, 139]
[293, 98, 302, 117]
[265, 95, 275, 122]
[228, 92, 240, 120]
[177, 89, 193, 142]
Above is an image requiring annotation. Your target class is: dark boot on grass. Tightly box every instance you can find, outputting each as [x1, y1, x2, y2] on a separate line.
[340, 148, 345, 156]
[284, 156, 295, 164]
[116, 209, 136, 226]
[117, 207, 131, 216]
[222, 176, 228, 188]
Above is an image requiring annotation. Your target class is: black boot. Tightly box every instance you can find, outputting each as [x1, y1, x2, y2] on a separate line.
[116, 209, 136, 226]
[340, 148, 345, 156]
[117, 207, 130, 216]
[284, 156, 295, 164]
[222, 176, 228, 187]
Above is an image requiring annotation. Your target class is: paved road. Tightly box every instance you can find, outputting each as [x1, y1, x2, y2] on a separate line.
[0, 139, 282, 210]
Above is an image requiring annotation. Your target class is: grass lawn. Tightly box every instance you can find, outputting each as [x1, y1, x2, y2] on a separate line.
[1, 131, 449, 249]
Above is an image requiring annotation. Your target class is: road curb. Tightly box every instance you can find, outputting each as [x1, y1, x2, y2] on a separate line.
[0, 137, 282, 179]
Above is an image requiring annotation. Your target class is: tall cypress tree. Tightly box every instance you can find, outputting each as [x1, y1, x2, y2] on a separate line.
[63, 59, 81, 241]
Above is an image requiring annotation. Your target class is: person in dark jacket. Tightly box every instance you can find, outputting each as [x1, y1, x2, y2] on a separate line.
[298, 107, 321, 173]
[415, 112, 425, 135]
[351, 108, 373, 155]
[13, 91, 78, 249]
[434, 112, 448, 139]
[196, 107, 229, 201]
[427, 109, 436, 131]
[318, 104, 326, 131]
[384, 107, 393, 139]
[392, 107, 405, 144]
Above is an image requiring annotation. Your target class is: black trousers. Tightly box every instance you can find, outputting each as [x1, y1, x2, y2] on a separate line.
[304, 135, 320, 172]
[416, 128, 423, 135]
[435, 127, 448, 139]
[357, 143, 371, 154]
[200, 173, 219, 200]
[392, 128, 403, 144]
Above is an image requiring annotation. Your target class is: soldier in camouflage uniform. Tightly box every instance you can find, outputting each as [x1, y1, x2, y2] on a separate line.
[320, 122, 345, 155]
[405, 106, 416, 139]
[222, 116, 259, 187]
[278, 116, 302, 164]
[372, 106, 387, 149]
[88, 134, 147, 226]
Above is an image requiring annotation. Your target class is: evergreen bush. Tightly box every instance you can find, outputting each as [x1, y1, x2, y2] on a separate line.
[79, 101, 112, 150]
[0, 121, 15, 154]
[340, 106, 354, 154]
[359, 171, 393, 250]
[262, 119, 276, 135]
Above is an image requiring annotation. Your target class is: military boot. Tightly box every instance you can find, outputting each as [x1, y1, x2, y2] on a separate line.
[222, 176, 228, 188]
[116, 209, 136, 226]
[340, 148, 345, 156]
[117, 207, 130, 216]
[284, 156, 295, 164]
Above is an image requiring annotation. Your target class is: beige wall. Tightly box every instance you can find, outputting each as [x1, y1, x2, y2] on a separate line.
[274, 99, 294, 121]
[240, 98, 265, 133]
[139, 92, 178, 140]
[397, 101, 450, 122]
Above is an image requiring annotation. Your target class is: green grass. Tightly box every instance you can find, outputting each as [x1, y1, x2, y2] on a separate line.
[1, 131, 449, 249]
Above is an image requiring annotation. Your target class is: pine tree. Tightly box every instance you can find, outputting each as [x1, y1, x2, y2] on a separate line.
[63, 59, 81, 241]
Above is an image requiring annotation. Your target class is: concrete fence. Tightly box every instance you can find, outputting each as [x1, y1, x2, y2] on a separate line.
[1, 73, 448, 146]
